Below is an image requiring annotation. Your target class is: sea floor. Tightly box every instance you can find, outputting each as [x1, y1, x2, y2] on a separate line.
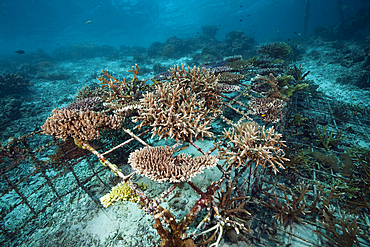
[1, 39, 370, 246]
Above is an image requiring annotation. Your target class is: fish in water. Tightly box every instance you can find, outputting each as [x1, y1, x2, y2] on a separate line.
[85, 20, 92, 24]
[15, 50, 25, 54]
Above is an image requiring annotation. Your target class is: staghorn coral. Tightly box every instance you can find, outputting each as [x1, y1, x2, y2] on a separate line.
[248, 97, 286, 123]
[168, 64, 222, 109]
[133, 83, 214, 141]
[314, 208, 361, 247]
[41, 109, 122, 141]
[128, 146, 219, 183]
[217, 121, 287, 173]
[316, 125, 345, 150]
[262, 182, 319, 226]
[251, 73, 288, 101]
[133, 64, 223, 142]
[97, 65, 151, 105]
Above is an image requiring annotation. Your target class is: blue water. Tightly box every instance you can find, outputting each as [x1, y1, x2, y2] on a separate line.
[0, 0, 367, 55]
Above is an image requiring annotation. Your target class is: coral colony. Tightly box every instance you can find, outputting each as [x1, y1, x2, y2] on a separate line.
[1, 38, 370, 246]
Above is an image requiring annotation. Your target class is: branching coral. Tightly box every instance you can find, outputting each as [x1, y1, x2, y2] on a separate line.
[262, 182, 319, 225]
[251, 73, 289, 101]
[97, 64, 153, 117]
[168, 64, 223, 110]
[133, 64, 224, 142]
[314, 208, 361, 247]
[217, 121, 287, 173]
[316, 125, 345, 150]
[217, 83, 240, 93]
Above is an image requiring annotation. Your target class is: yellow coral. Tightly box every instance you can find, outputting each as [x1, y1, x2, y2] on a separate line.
[100, 181, 147, 208]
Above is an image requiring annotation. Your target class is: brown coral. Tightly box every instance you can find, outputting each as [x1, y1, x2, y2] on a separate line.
[41, 109, 122, 141]
[133, 64, 223, 142]
[128, 146, 219, 183]
[218, 122, 287, 173]
[251, 73, 288, 101]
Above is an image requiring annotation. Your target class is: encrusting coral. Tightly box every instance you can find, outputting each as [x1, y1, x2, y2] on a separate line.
[100, 181, 148, 208]
[128, 146, 219, 183]
[41, 109, 122, 141]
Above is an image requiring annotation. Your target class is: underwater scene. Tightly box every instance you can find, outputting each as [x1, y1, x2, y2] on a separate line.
[1, 0, 370, 246]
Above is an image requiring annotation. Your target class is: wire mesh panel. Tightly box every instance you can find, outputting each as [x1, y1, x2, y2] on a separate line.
[0, 135, 110, 245]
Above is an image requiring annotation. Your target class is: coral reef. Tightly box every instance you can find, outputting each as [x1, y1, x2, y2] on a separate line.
[0, 73, 32, 95]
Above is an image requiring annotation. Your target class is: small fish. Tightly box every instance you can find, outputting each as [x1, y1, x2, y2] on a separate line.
[340, 5, 347, 12]
[239, 19, 242, 22]
[178, 145, 189, 151]
[15, 50, 25, 54]
[85, 20, 92, 24]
